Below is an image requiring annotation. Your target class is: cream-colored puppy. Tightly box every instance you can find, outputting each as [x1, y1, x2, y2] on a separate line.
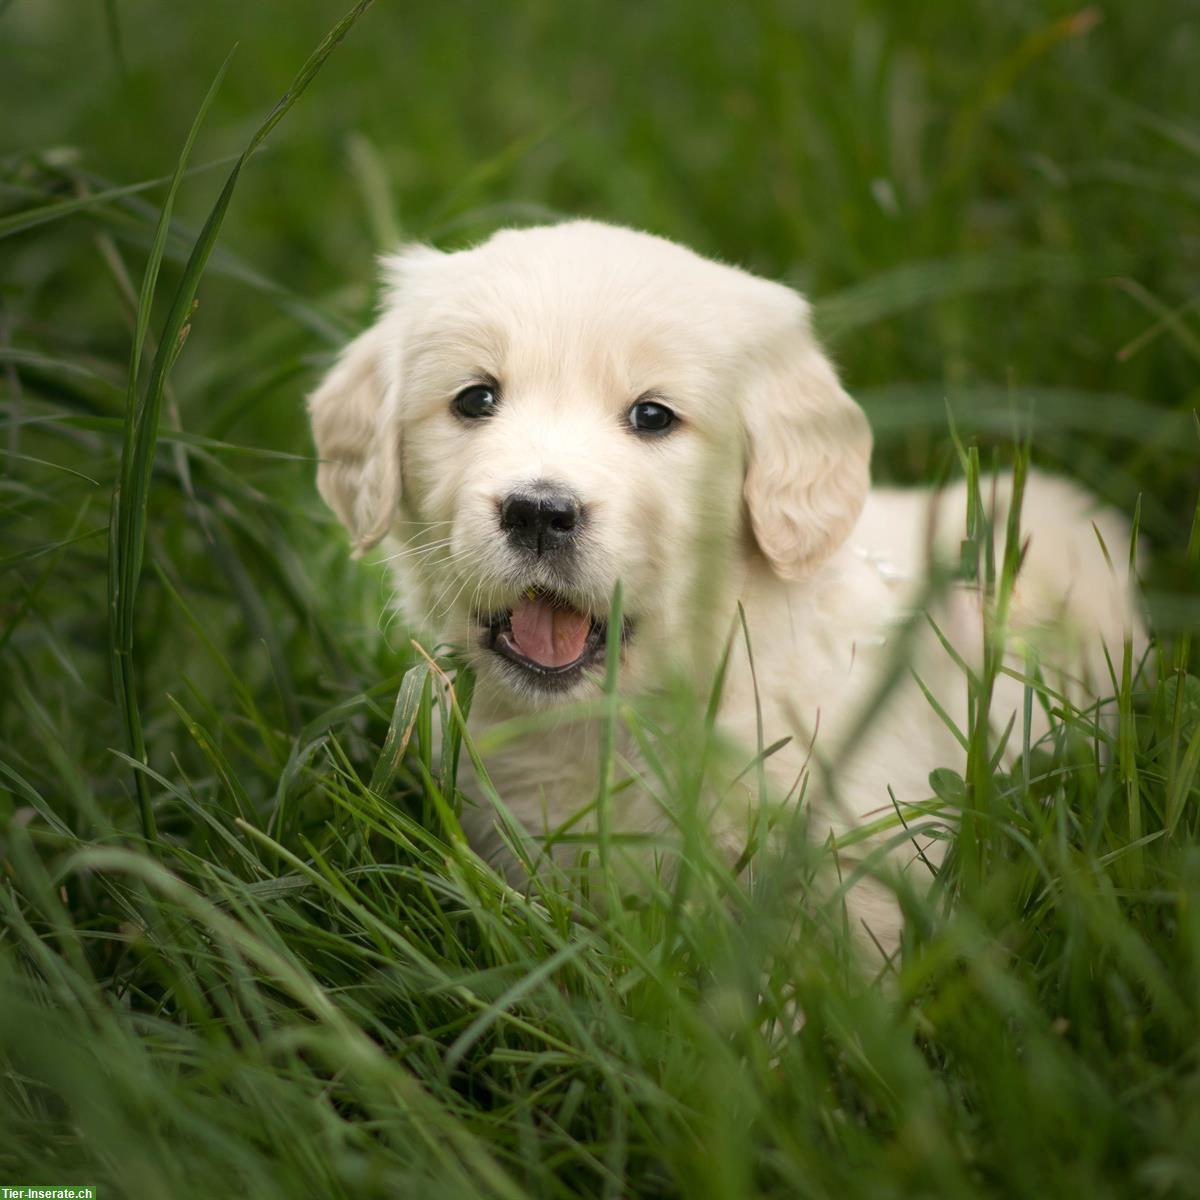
[309, 220, 1139, 953]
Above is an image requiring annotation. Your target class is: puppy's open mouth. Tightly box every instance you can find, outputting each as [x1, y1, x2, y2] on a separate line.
[481, 588, 627, 689]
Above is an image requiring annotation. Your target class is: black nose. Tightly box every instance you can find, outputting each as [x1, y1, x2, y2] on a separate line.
[499, 484, 583, 556]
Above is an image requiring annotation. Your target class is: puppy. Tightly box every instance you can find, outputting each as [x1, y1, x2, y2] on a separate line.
[309, 220, 1141, 954]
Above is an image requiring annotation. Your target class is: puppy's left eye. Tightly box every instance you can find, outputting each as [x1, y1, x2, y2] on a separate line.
[627, 399, 677, 435]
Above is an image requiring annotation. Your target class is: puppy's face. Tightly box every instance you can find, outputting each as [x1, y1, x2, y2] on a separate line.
[309, 222, 870, 706]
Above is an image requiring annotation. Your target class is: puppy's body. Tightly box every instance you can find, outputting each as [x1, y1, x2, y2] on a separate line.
[459, 472, 1133, 946]
[309, 221, 1139, 951]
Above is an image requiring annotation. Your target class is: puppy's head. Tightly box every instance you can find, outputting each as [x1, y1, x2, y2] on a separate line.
[309, 222, 870, 704]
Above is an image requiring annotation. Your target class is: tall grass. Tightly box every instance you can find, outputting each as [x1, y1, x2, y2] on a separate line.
[1, 1, 1198, 1196]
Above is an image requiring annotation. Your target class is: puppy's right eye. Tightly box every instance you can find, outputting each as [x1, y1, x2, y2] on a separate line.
[453, 385, 498, 420]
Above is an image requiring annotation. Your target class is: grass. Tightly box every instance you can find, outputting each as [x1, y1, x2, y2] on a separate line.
[2, 0, 1199, 1196]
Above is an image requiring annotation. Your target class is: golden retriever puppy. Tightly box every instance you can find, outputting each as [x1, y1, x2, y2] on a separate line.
[309, 220, 1140, 954]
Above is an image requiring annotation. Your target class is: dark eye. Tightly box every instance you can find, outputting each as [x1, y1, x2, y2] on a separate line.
[627, 398, 677, 435]
[453, 384, 498, 420]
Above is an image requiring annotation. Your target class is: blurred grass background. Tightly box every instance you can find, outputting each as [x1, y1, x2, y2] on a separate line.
[1, 2, 1199, 1197]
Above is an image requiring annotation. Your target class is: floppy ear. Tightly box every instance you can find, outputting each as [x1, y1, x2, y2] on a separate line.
[307, 318, 402, 554]
[742, 292, 872, 579]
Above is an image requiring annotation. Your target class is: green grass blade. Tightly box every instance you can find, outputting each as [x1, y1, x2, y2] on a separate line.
[0, 156, 240, 239]
[106, 4, 375, 841]
[107, 53, 232, 842]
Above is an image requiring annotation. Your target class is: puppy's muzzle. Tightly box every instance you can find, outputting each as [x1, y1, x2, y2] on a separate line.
[499, 482, 584, 558]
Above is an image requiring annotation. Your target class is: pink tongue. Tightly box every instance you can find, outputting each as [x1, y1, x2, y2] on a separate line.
[509, 595, 591, 668]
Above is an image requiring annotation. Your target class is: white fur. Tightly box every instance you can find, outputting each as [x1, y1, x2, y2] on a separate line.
[309, 220, 1142, 956]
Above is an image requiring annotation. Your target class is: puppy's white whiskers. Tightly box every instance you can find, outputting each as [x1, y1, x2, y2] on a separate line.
[431, 567, 481, 625]
[370, 536, 458, 565]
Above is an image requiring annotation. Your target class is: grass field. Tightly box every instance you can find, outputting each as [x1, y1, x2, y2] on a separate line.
[2, 1, 1199, 1196]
